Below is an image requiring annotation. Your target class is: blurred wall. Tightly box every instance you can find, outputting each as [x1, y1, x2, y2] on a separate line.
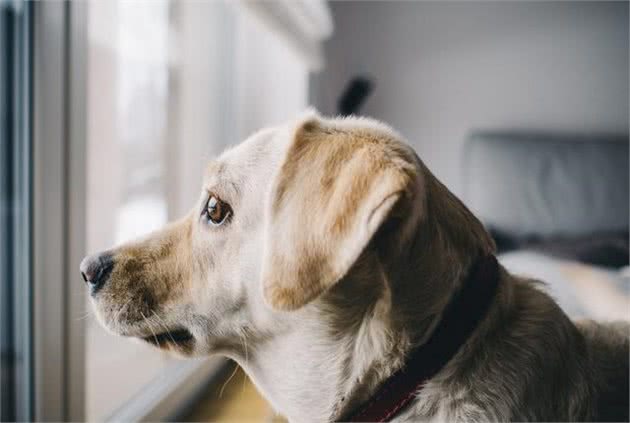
[313, 1, 629, 195]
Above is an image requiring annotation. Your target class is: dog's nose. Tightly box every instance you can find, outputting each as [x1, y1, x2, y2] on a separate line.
[80, 253, 114, 293]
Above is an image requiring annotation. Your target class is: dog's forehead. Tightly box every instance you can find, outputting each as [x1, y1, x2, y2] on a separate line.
[203, 125, 289, 190]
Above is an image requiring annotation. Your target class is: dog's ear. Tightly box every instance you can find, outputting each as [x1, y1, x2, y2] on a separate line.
[262, 116, 417, 311]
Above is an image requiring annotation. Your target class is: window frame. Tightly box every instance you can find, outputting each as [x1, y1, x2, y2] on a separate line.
[31, 1, 87, 420]
[0, 0, 33, 420]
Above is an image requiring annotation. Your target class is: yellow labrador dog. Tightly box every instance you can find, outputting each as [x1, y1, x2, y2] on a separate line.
[81, 112, 629, 422]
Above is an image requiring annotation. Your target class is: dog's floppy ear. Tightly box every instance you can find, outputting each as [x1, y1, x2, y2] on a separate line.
[262, 116, 416, 311]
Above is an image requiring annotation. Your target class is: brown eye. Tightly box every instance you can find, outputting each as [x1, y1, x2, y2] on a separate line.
[204, 195, 232, 226]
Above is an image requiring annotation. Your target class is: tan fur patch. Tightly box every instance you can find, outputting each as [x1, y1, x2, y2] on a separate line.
[100, 216, 194, 327]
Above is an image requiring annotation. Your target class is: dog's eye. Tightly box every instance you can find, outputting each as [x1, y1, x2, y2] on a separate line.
[204, 195, 232, 226]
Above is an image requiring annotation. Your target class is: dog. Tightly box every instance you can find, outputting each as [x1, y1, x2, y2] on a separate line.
[81, 111, 629, 422]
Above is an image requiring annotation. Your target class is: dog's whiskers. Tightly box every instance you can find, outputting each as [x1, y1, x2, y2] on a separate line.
[241, 329, 249, 365]
[219, 361, 240, 399]
[111, 298, 133, 331]
[238, 328, 249, 395]
[75, 309, 94, 321]
[152, 310, 180, 349]
[113, 298, 132, 322]
[140, 311, 160, 347]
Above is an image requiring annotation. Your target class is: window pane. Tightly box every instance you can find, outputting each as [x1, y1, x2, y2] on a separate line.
[86, 1, 172, 419]
[84, 0, 313, 419]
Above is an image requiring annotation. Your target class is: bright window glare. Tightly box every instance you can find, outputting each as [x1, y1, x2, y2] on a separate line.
[115, 196, 168, 245]
[86, 0, 171, 419]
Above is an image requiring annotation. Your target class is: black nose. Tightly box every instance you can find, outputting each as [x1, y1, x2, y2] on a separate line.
[80, 253, 114, 294]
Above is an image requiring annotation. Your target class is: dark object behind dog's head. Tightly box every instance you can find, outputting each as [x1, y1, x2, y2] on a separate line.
[337, 76, 374, 116]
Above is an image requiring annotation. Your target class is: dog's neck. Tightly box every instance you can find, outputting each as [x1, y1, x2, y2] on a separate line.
[234, 169, 495, 422]
[236, 255, 456, 422]
[234, 259, 426, 423]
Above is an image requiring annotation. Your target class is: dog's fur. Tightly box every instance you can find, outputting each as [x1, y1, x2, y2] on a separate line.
[86, 112, 629, 422]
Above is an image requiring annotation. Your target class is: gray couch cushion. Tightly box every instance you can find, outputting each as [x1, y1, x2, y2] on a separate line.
[463, 132, 629, 238]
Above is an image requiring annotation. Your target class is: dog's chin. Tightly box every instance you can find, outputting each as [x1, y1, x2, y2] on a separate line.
[91, 304, 197, 356]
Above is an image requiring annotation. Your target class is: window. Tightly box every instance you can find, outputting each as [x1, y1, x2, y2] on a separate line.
[85, 1, 226, 419]
[84, 0, 327, 420]
[2, 0, 331, 419]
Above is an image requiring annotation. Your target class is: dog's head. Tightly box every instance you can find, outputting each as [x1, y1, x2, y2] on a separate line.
[82, 112, 493, 364]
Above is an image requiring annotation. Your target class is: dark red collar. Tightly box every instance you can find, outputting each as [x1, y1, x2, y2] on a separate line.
[341, 255, 500, 422]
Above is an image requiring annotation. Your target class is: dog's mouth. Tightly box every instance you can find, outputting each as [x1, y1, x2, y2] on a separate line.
[141, 327, 195, 350]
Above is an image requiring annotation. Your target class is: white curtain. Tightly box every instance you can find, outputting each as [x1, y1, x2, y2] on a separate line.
[238, 0, 333, 71]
